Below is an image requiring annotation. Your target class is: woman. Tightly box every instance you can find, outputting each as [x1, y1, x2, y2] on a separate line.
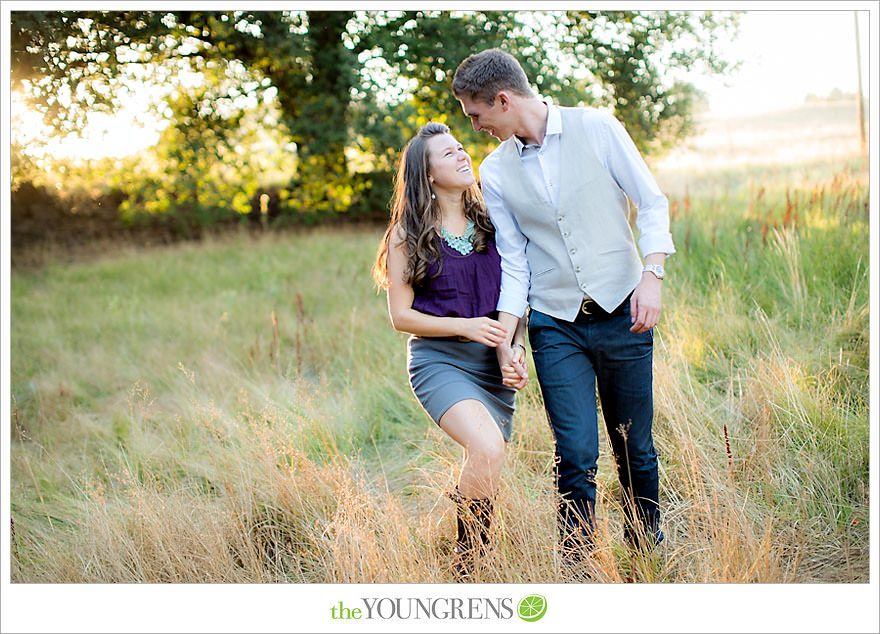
[372, 122, 528, 579]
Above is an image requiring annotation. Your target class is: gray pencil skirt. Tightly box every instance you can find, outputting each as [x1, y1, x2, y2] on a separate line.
[406, 335, 516, 442]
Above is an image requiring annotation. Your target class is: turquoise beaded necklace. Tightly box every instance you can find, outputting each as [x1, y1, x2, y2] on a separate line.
[440, 219, 475, 255]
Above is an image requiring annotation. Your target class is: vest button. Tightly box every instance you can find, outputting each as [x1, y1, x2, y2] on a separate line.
[570, 248, 576, 254]
[575, 266, 581, 273]
[557, 216, 564, 222]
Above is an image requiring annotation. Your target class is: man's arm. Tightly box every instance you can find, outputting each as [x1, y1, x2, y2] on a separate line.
[589, 110, 675, 332]
[593, 110, 675, 260]
[496, 310, 528, 389]
[481, 160, 531, 319]
[480, 159, 530, 385]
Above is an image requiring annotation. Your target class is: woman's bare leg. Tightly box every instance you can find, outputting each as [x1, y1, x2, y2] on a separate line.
[438, 399, 506, 499]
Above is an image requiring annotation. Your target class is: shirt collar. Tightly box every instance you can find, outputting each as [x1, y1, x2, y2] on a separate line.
[514, 103, 561, 155]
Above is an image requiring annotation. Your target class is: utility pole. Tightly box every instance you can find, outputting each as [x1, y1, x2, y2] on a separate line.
[854, 11, 866, 153]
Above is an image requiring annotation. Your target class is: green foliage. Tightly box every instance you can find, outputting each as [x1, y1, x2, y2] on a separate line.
[350, 11, 538, 161]
[12, 9, 740, 227]
[10, 140, 44, 191]
[11, 11, 170, 133]
[116, 72, 297, 232]
[555, 11, 738, 154]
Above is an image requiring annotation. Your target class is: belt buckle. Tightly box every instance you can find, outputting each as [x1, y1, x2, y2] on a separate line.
[581, 300, 594, 316]
[457, 336, 470, 342]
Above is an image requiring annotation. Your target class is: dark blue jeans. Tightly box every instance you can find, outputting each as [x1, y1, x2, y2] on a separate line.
[528, 302, 660, 543]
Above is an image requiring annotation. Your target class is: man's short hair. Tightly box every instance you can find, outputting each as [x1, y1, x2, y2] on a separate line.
[452, 48, 533, 105]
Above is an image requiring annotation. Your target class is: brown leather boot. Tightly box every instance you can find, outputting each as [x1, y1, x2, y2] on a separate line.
[447, 488, 493, 580]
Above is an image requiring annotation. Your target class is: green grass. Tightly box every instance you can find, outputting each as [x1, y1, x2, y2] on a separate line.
[9, 156, 870, 583]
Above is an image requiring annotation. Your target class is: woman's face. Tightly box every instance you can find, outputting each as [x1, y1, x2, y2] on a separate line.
[426, 133, 475, 194]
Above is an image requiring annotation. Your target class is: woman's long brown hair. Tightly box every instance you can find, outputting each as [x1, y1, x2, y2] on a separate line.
[372, 122, 494, 289]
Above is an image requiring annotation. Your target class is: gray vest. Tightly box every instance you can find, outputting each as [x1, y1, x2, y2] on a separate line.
[497, 106, 643, 319]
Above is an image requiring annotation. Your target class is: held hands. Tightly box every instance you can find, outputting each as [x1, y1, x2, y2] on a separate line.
[630, 273, 663, 333]
[461, 318, 528, 388]
[499, 343, 529, 390]
[460, 317, 509, 347]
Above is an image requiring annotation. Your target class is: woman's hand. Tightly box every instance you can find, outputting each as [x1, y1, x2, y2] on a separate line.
[460, 317, 508, 346]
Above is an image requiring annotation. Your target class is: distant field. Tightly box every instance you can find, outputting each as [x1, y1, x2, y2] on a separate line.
[658, 98, 865, 171]
[9, 103, 870, 584]
[654, 98, 866, 199]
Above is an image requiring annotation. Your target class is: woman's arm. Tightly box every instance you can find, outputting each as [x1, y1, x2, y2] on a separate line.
[385, 227, 509, 346]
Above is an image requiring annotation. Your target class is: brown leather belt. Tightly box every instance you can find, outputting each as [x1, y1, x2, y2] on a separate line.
[573, 294, 631, 324]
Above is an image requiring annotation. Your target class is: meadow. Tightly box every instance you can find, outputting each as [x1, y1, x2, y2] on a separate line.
[9, 102, 871, 584]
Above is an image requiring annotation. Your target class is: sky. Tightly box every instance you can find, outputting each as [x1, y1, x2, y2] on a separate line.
[8, 6, 874, 160]
[693, 8, 870, 116]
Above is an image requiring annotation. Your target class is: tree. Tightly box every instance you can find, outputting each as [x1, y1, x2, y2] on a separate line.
[12, 10, 740, 224]
[552, 11, 739, 154]
[11, 11, 169, 134]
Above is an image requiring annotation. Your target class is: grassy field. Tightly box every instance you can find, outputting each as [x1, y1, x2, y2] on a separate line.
[8, 105, 871, 584]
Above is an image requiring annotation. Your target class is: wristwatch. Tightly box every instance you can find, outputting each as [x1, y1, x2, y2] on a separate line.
[642, 264, 665, 280]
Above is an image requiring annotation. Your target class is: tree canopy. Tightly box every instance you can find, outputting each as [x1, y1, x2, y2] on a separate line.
[11, 9, 740, 226]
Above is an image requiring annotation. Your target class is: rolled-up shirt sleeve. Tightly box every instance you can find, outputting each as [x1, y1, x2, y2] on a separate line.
[592, 110, 676, 257]
[479, 157, 531, 318]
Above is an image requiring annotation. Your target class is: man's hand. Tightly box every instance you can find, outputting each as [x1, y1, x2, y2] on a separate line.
[630, 258, 664, 333]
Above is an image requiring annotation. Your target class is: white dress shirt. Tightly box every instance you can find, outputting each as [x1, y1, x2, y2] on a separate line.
[480, 104, 676, 318]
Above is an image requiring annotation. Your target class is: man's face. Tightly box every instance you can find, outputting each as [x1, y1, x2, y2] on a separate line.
[458, 94, 512, 141]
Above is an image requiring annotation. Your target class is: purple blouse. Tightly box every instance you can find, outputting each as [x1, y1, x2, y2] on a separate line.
[412, 234, 502, 319]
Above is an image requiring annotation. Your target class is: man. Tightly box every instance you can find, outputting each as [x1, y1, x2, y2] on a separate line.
[452, 49, 675, 557]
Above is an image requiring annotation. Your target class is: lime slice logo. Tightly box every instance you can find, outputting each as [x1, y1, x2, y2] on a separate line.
[517, 594, 547, 622]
